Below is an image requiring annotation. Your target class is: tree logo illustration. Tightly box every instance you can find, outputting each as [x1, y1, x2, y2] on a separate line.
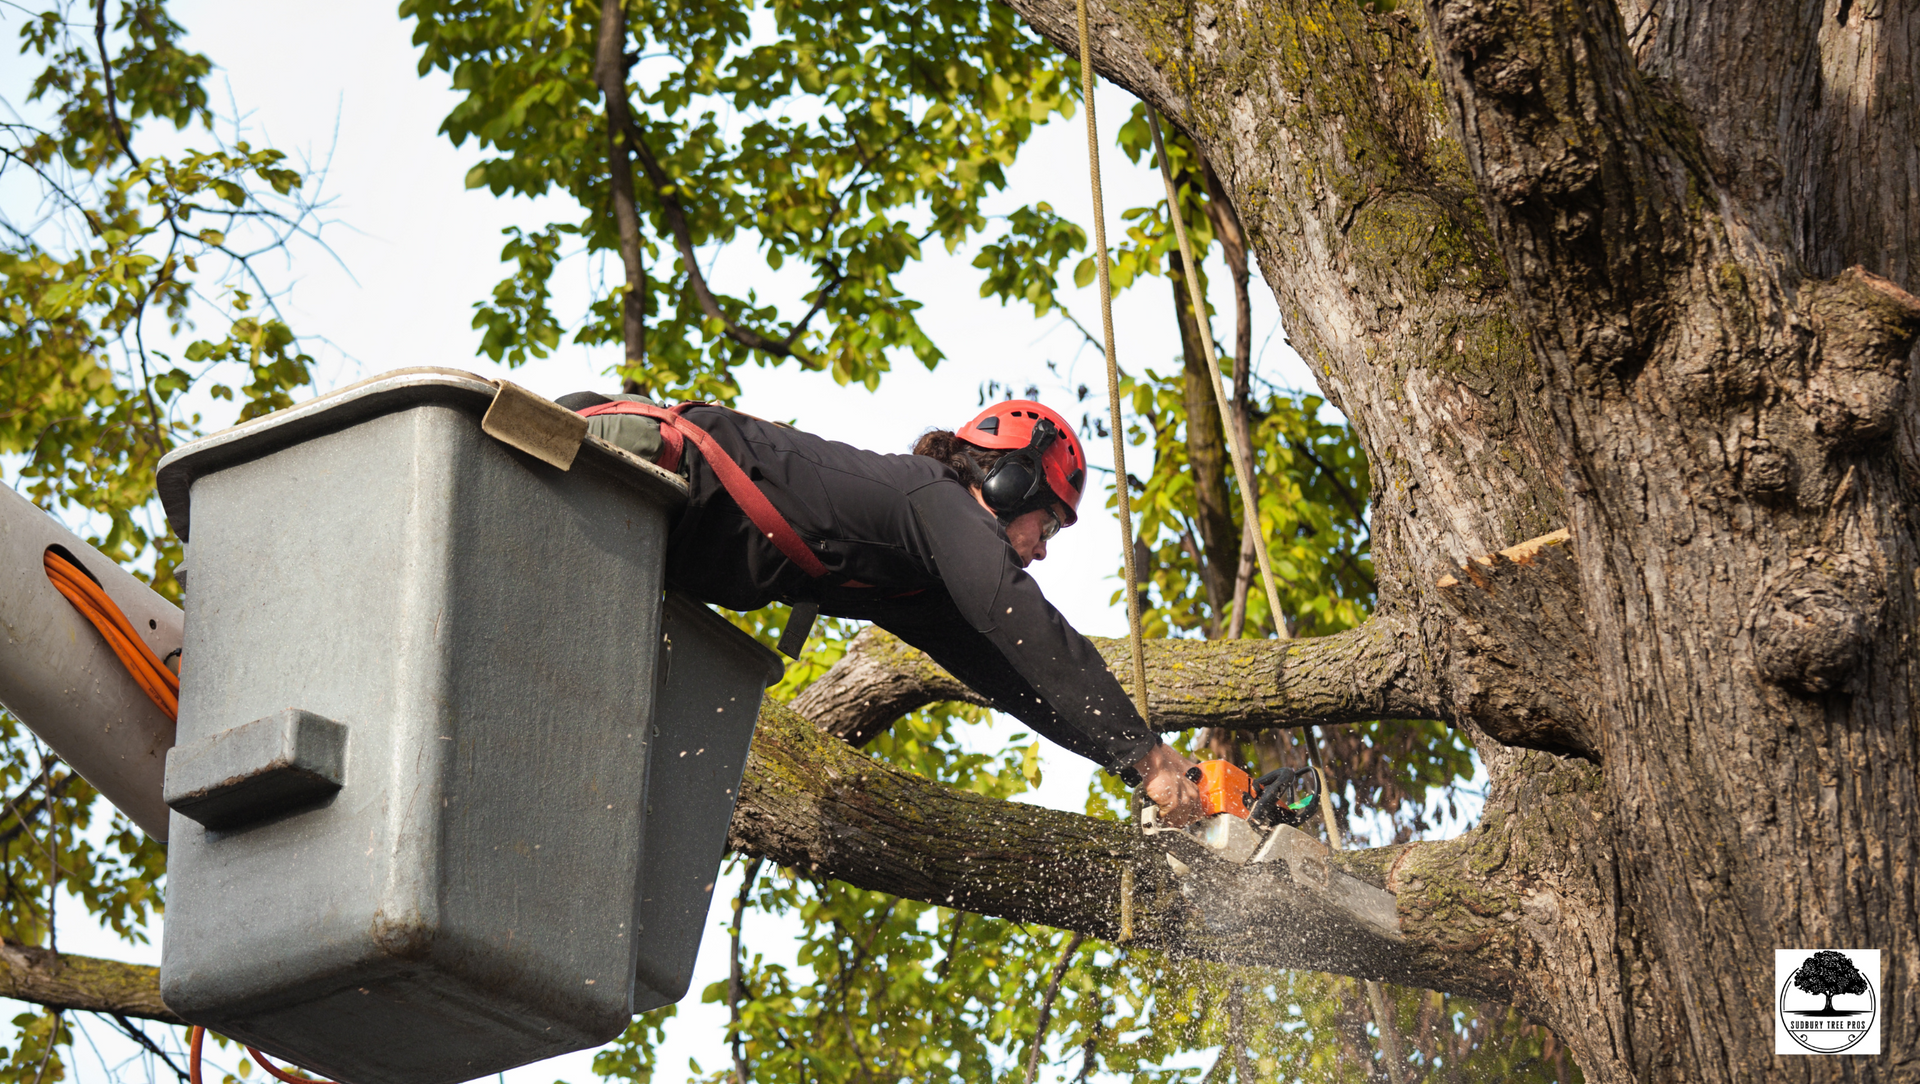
[1777, 949, 1878, 1054]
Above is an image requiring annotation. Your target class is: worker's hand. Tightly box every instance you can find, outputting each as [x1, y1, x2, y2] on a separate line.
[1132, 744, 1203, 828]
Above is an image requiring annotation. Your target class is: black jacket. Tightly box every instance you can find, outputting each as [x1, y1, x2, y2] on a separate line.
[622, 401, 1159, 772]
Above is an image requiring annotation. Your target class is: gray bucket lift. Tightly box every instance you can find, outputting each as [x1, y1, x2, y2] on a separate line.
[153, 369, 782, 1084]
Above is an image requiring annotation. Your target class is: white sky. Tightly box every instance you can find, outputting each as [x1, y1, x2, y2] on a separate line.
[7, 1, 1320, 1079]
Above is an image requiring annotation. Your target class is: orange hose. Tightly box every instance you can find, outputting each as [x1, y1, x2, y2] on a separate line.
[42, 550, 179, 721]
[184, 1014, 343, 1082]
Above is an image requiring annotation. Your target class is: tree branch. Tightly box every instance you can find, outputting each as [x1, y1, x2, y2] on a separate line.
[793, 618, 1442, 746]
[1025, 931, 1084, 1083]
[795, 529, 1601, 764]
[0, 687, 1577, 1021]
[730, 696, 1553, 1000]
[593, 0, 647, 368]
[93, 0, 137, 167]
[621, 116, 845, 358]
[790, 627, 992, 744]
[0, 943, 179, 1024]
[106, 1013, 190, 1083]
[728, 855, 763, 1084]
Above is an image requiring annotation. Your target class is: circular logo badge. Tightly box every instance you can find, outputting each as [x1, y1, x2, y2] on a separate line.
[1778, 949, 1878, 1053]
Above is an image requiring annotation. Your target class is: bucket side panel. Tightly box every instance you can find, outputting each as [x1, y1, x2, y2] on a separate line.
[161, 406, 457, 1018]
[431, 430, 672, 1035]
[632, 595, 780, 1009]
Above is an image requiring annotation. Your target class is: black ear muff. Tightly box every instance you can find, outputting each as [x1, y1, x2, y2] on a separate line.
[978, 418, 1058, 520]
[981, 458, 1039, 515]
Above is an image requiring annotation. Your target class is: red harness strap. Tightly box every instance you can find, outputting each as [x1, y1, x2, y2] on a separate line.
[578, 401, 832, 581]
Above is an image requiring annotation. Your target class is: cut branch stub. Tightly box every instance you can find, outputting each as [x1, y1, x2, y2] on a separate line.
[1430, 530, 1599, 759]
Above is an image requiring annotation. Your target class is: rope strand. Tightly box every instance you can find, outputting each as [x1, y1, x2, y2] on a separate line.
[1144, 109, 1289, 641]
[1074, 0, 1152, 722]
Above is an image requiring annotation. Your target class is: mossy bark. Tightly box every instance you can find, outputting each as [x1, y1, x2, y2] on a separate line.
[794, 620, 1445, 743]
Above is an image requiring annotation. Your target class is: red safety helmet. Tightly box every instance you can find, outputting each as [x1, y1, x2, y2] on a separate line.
[956, 400, 1087, 526]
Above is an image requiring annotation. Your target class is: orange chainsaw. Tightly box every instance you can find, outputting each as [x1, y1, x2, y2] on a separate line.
[1187, 761, 1320, 828]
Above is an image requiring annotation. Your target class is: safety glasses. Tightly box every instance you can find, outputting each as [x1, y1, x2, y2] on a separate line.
[1038, 508, 1063, 543]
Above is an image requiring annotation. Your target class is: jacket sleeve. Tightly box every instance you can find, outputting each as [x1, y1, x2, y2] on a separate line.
[882, 483, 1161, 772]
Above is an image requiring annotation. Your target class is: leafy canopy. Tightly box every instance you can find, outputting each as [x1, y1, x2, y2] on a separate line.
[404, 0, 1076, 397]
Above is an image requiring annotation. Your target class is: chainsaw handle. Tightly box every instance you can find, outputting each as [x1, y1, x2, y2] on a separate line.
[1247, 766, 1319, 828]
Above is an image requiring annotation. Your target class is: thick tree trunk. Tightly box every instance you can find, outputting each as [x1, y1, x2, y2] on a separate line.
[970, 0, 1920, 1080]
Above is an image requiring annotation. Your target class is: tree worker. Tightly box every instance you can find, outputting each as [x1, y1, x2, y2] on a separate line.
[556, 391, 1204, 827]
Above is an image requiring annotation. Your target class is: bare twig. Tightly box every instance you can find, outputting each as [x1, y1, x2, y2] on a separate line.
[1055, 310, 1107, 359]
[1024, 931, 1086, 1083]
[40, 753, 56, 959]
[93, 0, 135, 166]
[27, 1010, 60, 1084]
[105, 1013, 190, 1083]
[0, 771, 75, 849]
[935, 911, 968, 982]
[1288, 438, 1369, 529]
[1366, 981, 1407, 1084]
[843, 901, 897, 991]
[1073, 1020, 1103, 1084]
[840, 1011, 877, 1084]
[95, 0, 175, 437]
[728, 855, 765, 1084]
[1227, 984, 1255, 1083]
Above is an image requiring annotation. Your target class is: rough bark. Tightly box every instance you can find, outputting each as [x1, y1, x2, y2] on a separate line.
[794, 618, 1444, 745]
[0, 621, 1498, 1025]
[982, 0, 1917, 1079]
[5, 623, 1565, 1026]
[730, 694, 1535, 1001]
[32, 2, 1915, 1078]
[791, 627, 991, 746]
